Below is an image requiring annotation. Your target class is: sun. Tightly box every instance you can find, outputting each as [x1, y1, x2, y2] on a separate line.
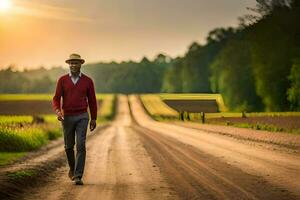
[0, 0, 12, 12]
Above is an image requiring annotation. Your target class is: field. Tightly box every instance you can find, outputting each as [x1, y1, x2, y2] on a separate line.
[160, 93, 228, 112]
[139, 94, 178, 120]
[140, 93, 300, 134]
[0, 93, 117, 165]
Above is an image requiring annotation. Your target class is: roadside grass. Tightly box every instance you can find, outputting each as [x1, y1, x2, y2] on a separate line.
[0, 116, 33, 126]
[209, 121, 300, 135]
[7, 170, 35, 180]
[0, 152, 26, 166]
[97, 94, 117, 123]
[0, 127, 47, 152]
[0, 114, 62, 167]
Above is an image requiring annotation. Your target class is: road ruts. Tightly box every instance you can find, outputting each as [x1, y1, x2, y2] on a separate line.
[129, 95, 300, 200]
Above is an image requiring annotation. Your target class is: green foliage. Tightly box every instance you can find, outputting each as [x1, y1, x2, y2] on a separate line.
[0, 152, 25, 166]
[0, 67, 60, 93]
[287, 59, 300, 110]
[45, 128, 62, 140]
[210, 35, 263, 112]
[82, 57, 169, 93]
[161, 58, 184, 92]
[0, 127, 48, 152]
[0, 116, 62, 152]
[162, 28, 236, 94]
[97, 94, 117, 122]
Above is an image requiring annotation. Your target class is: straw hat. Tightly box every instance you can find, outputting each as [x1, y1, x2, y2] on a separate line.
[65, 53, 85, 64]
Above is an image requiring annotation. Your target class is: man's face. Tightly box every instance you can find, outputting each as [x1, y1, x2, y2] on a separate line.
[69, 60, 82, 74]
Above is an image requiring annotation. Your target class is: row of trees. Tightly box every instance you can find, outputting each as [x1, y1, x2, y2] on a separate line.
[0, 67, 57, 93]
[0, 55, 169, 94]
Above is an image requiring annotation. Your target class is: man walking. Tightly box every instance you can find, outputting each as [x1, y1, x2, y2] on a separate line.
[52, 53, 97, 185]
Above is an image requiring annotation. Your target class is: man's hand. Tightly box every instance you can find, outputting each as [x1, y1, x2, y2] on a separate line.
[56, 109, 64, 121]
[90, 119, 96, 131]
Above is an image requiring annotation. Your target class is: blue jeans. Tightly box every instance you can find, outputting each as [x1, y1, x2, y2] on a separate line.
[61, 112, 89, 179]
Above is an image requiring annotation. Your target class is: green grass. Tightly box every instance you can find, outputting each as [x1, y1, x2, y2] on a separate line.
[7, 170, 35, 180]
[0, 122, 62, 152]
[0, 115, 33, 126]
[97, 94, 117, 122]
[0, 127, 48, 152]
[206, 121, 300, 135]
[0, 152, 26, 166]
[42, 115, 58, 123]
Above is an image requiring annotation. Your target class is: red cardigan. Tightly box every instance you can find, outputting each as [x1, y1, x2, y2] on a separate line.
[52, 74, 97, 120]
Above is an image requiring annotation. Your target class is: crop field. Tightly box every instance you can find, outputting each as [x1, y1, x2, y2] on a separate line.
[140, 93, 230, 119]
[160, 93, 228, 112]
[0, 94, 115, 116]
[0, 94, 116, 165]
[139, 94, 178, 120]
[140, 93, 300, 134]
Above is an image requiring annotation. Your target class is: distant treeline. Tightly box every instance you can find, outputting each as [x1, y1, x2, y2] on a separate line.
[0, 0, 299, 112]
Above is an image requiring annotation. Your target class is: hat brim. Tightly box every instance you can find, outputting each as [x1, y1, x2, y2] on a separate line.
[65, 59, 85, 64]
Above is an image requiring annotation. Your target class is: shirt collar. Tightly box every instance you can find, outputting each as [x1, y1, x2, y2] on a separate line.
[69, 72, 82, 77]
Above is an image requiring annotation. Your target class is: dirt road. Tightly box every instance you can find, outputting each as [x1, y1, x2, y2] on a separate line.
[25, 95, 299, 200]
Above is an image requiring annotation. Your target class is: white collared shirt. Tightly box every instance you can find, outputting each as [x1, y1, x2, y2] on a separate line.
[69, 72, 82, 84]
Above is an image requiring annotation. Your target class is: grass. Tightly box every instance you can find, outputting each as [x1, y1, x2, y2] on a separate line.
[97, 94, 117, 122]
[0, 115, 33, 126]
[7, 170, 35, 180]
[0, 152, 26, 166]
[0, 116, 62, 152]
[0, 127, 48, 152]
[209, 121, 300, 135]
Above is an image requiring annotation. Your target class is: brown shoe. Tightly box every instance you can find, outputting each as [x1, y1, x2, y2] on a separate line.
[68, 170, 74, 181]
[74, 177, 83, 185]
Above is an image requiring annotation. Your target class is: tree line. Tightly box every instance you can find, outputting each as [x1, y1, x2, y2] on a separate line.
[0, 0, 299, 111]
[163, 0, 300, 111]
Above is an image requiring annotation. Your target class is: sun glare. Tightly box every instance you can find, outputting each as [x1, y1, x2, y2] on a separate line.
[0, 0, 12, 12]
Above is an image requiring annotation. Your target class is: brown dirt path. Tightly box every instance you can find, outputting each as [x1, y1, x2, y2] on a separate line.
[25, 95, 175, 200]
[129, 95, 300, 199]
[17, 94, 300, 200]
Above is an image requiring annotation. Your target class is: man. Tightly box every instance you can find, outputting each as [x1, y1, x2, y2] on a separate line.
[52, 53, 97, 185]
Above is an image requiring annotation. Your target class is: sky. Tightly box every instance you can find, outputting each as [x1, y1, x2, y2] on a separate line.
[0, 0, 256, 70]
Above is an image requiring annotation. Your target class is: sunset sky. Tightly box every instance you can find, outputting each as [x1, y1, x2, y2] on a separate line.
[0, 0, 256, 70]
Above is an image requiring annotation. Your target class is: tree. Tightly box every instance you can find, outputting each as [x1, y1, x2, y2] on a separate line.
[287, 59, 300, 110]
